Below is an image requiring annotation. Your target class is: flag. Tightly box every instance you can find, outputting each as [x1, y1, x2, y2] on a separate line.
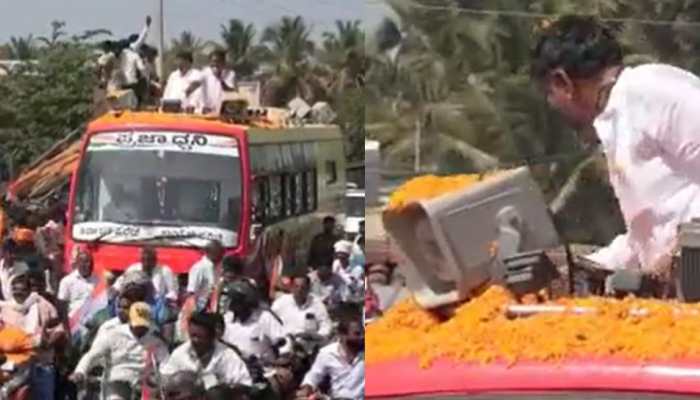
[68, 280, 109, 338]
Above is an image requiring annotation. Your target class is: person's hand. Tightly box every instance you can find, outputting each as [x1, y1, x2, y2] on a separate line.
[69, 372, 85, 385]
[295, 386, 313, 400]
[146, 16, 152, 26]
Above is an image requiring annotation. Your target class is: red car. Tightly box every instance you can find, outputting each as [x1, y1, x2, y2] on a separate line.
[367, 358, 700, 399]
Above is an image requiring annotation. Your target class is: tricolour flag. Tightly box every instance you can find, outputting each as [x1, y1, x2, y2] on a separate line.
[68, 280, 109, 338]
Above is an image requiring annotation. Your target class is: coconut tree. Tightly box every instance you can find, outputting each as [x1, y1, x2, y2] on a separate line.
[8, 35, 37, 60]
[259, 16, 323, 105]
[318, 20, 365, 94]
[220, 19, 267, 78]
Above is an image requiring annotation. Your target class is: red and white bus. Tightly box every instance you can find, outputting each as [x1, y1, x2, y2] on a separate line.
[64, 111, 346, 278]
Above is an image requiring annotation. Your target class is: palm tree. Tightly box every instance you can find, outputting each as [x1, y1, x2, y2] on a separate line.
[8, 35, 36, 60]
[318, 20, 365, 94]
[260, 16, 321, 105]
[220, 19, 266, 78]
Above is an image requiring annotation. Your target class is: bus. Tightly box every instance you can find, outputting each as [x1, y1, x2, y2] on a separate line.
[65, 111, 346, 277]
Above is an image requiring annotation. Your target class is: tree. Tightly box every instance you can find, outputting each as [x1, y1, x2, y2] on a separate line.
[318, 20, 365, 95]
[37, 21, 67, 48]
[220, 19, 266, 77]
[8, 35, 37, 60]
[0, 23, 96, 167]
[260, 16, 322, 106]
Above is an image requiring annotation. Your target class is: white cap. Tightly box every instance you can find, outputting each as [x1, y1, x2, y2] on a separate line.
[334, 240, 353, 254]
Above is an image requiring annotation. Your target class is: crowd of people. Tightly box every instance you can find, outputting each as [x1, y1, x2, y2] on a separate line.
[0, 205, 366, 400]
[95, 16, 237, 114]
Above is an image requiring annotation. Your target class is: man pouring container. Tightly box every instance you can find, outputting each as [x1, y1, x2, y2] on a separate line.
[532, 15, 700, 293]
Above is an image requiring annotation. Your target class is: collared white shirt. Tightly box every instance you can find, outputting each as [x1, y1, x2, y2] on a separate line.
[163, 68, 203, 108]
[302, 342, 364, 399]
[115, 263, 178, 301]
[586, 64, 700, 272]
[271, 293, 332, 337]
[222, 309, 286, 359]
[81, 316, 123, 382]
[57, 270, 98, 315]
[0, 259, 28, 301]
[160, 341, 252, 389]
[187, 256, 216, 309]
[194, 66, 235, 114]
[309, 271, 348, 304]
[119, 48, 147, 86]
[74, 324, 169, 385]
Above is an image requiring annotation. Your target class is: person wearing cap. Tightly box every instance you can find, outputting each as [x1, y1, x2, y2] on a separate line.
[221, 281, 286, 361]
[332, 240, 364, 298]
[0, 239, 29, 302]
[71, 302, 169, 398]
[271, 274, 332, 338]
[161, 311, 252, 391]
[57, 247, 98, 316]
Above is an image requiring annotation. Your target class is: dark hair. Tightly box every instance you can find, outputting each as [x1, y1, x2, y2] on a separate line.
[209, 48, 227, 61]
[222, 255, 245, 274]
[531, 15, 623, 81]
[189, 311, 219, 336]
[323, 216, 336, 224]
[176, 50, 194, 64]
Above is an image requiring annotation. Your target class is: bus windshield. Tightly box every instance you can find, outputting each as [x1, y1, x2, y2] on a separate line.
[72, 130, 242, 247]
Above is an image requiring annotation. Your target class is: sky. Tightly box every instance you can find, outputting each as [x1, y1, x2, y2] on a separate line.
[0, 0, 391, 46]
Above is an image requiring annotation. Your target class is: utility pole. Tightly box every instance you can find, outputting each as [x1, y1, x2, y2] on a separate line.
[414, 117, 421, 173]
[157, 0, 165, 81]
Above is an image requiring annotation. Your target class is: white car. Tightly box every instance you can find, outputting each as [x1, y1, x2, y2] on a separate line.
[343, 188, 365, 236]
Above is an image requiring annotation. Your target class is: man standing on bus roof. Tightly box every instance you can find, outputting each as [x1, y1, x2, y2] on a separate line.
[187, 240, 225, 312]
[196, 49, 236, 115]
[163, 50, 203, 112]
[532, 16, 700, 278]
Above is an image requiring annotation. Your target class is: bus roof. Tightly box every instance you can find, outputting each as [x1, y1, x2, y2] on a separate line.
[89, 111, 247, 133]
[88, 111, 342, 142]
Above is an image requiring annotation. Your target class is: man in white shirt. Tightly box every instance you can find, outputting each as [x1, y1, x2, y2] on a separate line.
[297, 314, 364, 400]
[196, 49, 236, 115]
[71, 302, 169, 398]
[161, 311, 252, 390]
[163, 50, 203, 111]
[114, 246, 178, 302]
[187, 240, 224, 312]
[533, 16, 700, 283]
[0, 239, 29, 301]
[309, 263, 348, 307]
[271, 275, 332, 337]
[221, 281, 286, 361]
[58, 248, 98, 315]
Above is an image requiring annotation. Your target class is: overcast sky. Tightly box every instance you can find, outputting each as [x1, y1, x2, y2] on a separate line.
[0, 0, 391, 45]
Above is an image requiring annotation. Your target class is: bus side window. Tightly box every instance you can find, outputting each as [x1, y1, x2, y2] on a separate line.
[252, 177, 267, 224]
[305, 169, 317, 212]
[268, 175, 283, 222]
[325, 160, 338, 184]
[294, 173, 304, 215]
[283, 174, 294, 218]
